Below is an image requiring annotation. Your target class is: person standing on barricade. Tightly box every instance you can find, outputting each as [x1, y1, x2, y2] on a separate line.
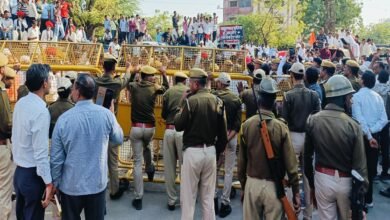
[127, 65, 169, 210]
[282, 62, 320, 220]
[211, 72, 242, 218]
[0, 53, 17, 220]
[95, 53, 133, 200]
[161, 71, 189, 211]
[12, 64, 54, 220]
[175, 68, 228, 220]
[238, 77, 300, 220]
[50, 74, 123, 220]
[304, 75, 368, 219]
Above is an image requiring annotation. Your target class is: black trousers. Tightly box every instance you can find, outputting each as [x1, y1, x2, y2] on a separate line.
[379, 123, 389, 175]
[364, 134, 379, 204]
[14, 166, 46, 220]
[61, 189, 106, 220]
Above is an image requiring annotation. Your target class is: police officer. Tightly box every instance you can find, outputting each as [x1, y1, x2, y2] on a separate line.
[128, 65, 169, 210]
[174, 68, 228, 220]
[304, 75, 368, 220]
[237, 69, 266, 119]
[282, 62, 320, 220]
[48, 77, 74, 138]
[319, 60, 336, 108]
[343, 60, 361, 92]
[212, 72, 242, 218]
[95, 53, 133, 200]
[0, 53, 16, 220]
[161, 71, 189, 211]
[238, 78, 300, 220]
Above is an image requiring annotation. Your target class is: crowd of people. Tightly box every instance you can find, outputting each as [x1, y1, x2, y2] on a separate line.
[0, 0, 88, 42]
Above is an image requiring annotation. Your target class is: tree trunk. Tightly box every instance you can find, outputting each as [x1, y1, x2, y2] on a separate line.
[324, 0, 336, 33]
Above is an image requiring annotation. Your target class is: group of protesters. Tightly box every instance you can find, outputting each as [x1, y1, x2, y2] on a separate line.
[0, 0, 89, 42]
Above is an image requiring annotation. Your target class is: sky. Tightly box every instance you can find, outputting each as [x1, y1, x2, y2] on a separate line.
[139, 0, 390, 25]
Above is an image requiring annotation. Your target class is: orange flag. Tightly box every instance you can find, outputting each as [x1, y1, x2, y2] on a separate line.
[309, 31, 316, 46]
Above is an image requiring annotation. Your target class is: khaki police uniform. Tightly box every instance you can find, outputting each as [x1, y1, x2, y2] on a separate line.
[17, 85, 29, 101]
[239, 104, 299, 220]
[240, 69, 265, 119]
[48, 77, 74, 138]
[282, 63, 320, 219]
[346, 60, 361, 92]
[0, 56, 16, 220]
[304, 75, 368, 220]
[161, 72, 188, 206]
[213, 72, 242, 207]
[174, 68, 228, 220]
[95, 54, 132, 196]
[128, 65, 168, 200]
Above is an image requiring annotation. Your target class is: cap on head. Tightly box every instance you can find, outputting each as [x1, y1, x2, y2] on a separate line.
[57, 77, 72, 92]
[271, 58, 280, 64]
[189, 68, 207, 78]
[140, 65, 157, 75]
[0, 53, 9, 67]
[253, 69, 266, 81]
[216, 72, 231, 85]
[321, 60, 336, 68]
[289, 63, 305, 75]
[324, 75, 355, 98]
[4, 66, 16, 78]
[64, 71, 77, 81]
[346, 60, 359, 68]
[103, 53, 117, 63]
[259, 78, 280, 94]
[174, 71, 188, 79]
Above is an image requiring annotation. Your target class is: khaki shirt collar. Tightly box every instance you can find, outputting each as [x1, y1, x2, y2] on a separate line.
[259, 109, 275, 120]
[293, 83, 305, 89]
[0, 81, 5, 90]
[324, 103, 345, 112]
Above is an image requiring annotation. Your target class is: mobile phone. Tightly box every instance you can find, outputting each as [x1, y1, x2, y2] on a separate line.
[341, 38, 348, 45]
[96, 87, 114, 109]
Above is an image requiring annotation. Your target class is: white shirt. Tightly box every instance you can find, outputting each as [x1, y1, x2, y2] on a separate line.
[12, 92, 52, 184]
[108, 42, 120, 58]
[352, 87, 388, 140]
[119, 19, 127, 32]
[10, 0, 18, 14]
[1, 18, 13, 31]
[204, 22, 212, 34]
[27, 26, 40, 40]
[14, 19, 28, 32]
[41, 29, 54, 41]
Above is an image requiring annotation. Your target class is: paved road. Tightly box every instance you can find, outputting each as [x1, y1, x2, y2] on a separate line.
[11, 178, 390, 219]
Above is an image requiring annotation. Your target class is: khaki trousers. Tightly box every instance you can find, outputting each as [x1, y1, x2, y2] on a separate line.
[130, 127, 155, 199]
[163, 129, 183, 206]
[243, 176, 283, 220]
[315, 171, 351, 220]
[216, 135, 237, 205]
[0, 140, 13, 220]
[108, 143, 119, 194]
[180, 146, 216, 220]
[290, 131, 312, 219]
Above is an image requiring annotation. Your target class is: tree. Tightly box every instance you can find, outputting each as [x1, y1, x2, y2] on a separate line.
[231, 0, 304, 48]
[302, 0, 362, 34]
[146, 11, 172, 40]
[71, 0, 139, 38]
[359, 19, 390, 45]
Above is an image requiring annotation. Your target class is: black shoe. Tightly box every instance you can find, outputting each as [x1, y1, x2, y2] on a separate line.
[219, 203, 232, 218]
[214, 197, 219, 215]
[167, 204, 175, 211]
[132, 199, 142, 210]
[147, 166, 155, 182]
[11, 192, 16, 201]
[380, 187, 390, 198]
[109, 188, 125, 200]
[119, 178, 130, 191]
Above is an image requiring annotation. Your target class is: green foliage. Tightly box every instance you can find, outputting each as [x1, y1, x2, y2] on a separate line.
[359, 19, 390, 45]
[146, 11, 172, 40]
[232, 0, 304, 48]
[71, 0, 139, 37]
[302, 0, 362, 34]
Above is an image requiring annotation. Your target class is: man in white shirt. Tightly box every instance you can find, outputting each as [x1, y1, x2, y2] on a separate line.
[14, 11, 28, 40]
[352, 71, 388, 208]
[119, 15, 127, 44]
[9, 0, 18, 19]
[1, 11, 13, 40]
[12, 64, 55, 220]
[108, 38, 120, 58]
[41, 21, 54, 41]
[27, 20, 40, 41]
[76, 26, 87, 42]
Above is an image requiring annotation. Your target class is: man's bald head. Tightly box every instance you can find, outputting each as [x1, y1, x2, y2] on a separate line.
[75, 74, 96, 99]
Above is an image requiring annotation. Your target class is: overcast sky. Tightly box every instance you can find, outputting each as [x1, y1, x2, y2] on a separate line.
[139, 0, 389, 25]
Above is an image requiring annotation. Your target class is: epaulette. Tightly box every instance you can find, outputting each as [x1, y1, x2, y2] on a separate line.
[275, 117, 288, 125]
